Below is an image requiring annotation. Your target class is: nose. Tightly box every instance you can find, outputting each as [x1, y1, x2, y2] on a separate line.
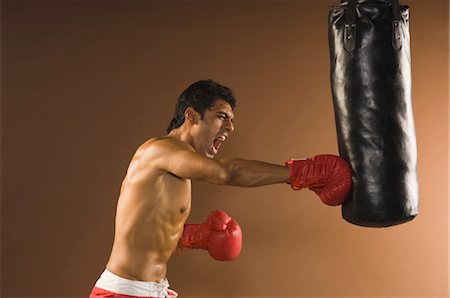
[225, 119, 234, 133]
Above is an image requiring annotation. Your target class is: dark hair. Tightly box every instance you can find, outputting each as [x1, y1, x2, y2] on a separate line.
[167, 79, 236, 133]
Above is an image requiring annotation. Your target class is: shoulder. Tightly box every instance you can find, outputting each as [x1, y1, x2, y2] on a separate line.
[137, 137, 194, 159]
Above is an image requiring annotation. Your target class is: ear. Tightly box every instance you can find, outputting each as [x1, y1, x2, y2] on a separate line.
[184, 107, 200, 124]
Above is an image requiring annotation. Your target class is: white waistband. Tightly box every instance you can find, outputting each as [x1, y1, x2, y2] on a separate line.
[95, 269, 175, 297]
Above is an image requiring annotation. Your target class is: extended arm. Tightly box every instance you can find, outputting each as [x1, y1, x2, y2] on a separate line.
[153, 143, 288, 187]
[150, 138, 351, 205]
[148, 138, 288, 187]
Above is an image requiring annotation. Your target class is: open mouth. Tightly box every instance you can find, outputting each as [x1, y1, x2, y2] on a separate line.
[208, 135, 227, 156]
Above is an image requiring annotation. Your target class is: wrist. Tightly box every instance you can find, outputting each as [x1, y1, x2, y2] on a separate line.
[285, 158, 309, 190]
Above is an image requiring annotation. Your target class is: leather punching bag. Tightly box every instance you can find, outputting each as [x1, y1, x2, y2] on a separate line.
[328, 0, 418, 227]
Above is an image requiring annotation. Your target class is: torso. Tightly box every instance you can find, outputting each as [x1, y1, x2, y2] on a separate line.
[106, 137, 192, 281]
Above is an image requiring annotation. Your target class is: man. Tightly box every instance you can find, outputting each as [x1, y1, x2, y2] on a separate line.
[90, 80, 351, 298]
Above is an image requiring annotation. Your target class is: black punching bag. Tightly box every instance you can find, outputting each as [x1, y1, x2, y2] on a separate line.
[328, 0, 418, 227]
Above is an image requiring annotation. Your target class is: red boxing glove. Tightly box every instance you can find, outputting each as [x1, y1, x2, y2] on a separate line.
[178, 210, 242, 261]
[285, 154, 352, 206]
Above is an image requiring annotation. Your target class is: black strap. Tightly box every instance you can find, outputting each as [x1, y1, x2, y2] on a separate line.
[391, 0, 401, 21]
[345, 0, 357, 25]
[344, 0, 357, 52]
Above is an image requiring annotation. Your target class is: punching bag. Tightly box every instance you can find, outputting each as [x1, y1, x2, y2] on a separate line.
[328, 0, 418, 227]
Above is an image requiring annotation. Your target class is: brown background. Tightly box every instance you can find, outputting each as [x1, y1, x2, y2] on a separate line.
[1, 0, 448, 297]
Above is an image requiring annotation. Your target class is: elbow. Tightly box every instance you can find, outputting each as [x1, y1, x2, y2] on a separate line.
[216, 160, 235, 185]
[217, 167, 233, 185]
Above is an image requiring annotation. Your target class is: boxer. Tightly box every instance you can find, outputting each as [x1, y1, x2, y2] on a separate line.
[90, 80, 351, 298]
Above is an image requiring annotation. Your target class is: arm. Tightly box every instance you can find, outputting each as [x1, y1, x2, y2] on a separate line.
[149, 139, 351, 205]
[151, 138, 289, 187]
[219, 158, 290, 187]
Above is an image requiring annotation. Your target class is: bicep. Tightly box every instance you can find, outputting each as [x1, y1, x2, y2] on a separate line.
[157, 149, 229, 184]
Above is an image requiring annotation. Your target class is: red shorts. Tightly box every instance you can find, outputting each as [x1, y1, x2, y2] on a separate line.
[90, 269, 178, 298]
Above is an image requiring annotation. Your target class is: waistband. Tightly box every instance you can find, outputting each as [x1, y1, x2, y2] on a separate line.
[94, 269, 176, 297]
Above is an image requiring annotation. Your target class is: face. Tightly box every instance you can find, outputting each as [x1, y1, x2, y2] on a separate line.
[192, 99, 235, 158]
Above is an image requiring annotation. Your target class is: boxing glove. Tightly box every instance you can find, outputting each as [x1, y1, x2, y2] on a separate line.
[178, 210, 242, 261]
[286, 154, 352, 206]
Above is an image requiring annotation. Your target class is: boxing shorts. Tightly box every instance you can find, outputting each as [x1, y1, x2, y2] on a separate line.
[90, 269, 178, 298]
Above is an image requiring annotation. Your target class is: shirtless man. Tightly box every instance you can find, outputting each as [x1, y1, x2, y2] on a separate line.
[90, 80, 351, 298]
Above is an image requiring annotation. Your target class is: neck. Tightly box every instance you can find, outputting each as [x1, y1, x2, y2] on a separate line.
[167, 126, 196, 151]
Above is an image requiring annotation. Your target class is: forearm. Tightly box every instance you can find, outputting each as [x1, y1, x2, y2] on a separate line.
[220, 158, 290, 187]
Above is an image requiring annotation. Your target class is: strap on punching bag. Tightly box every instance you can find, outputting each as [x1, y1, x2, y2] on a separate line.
[344, 0, 357, 52]
[391, 0, 402, 50]
[343, 0, 402, 52]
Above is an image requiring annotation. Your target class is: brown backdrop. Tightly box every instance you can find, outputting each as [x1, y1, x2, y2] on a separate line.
[1, 0, 448, 297]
